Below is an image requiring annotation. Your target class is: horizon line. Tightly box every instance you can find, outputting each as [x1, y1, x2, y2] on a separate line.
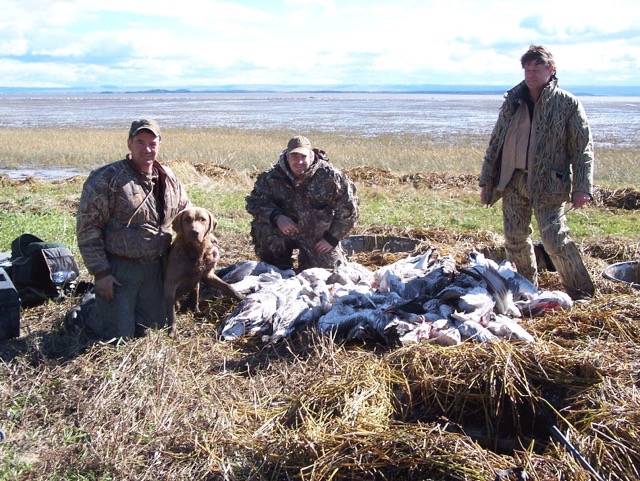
[1, 84, 639, 96]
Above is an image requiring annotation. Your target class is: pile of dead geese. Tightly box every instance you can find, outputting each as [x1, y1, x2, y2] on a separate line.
[217, 248, 573, 345]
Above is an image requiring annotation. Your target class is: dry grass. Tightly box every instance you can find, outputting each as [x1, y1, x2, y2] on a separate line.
[1, 144, 640, 479]
[4, 267, 639, 480]
[3, 127, 638, 188]
[2, 220, 640, 480]
[0, 127, 484, 176]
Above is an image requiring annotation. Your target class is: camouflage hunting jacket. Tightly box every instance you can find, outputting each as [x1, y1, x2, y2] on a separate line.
[77, 157, 190, 278]
[246, 149, 359, 247]
[479, 79, 594, 206]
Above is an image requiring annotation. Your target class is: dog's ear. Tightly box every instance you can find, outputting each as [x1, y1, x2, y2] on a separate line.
[172, 210, 186, 234]
[206, 210, 217, 236]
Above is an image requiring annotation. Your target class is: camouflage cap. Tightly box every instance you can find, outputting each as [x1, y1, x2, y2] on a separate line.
[129, 119, 161, 139]
[287, 135, 312, 155]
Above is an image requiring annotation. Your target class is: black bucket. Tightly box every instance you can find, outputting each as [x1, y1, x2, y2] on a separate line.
[602, 261, 640, 289]
[342, 235, 421, 255]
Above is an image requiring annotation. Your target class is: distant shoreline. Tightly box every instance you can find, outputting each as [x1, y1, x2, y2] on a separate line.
[1, 85, 639, 97]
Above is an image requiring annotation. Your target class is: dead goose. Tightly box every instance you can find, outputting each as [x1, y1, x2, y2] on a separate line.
[269, 294, 325, 343]
[318, 291, 403, 342]
[397, 319, 433, 344]
[453, 317, 499, 343]
[463, 263, 521, 317]
[515, 290, 573, 317]
[456, 285, 495, 324]
[497, 259, 538, 301]
[485, 314, 535, 342]
[327, 260, 375, 286]
[221, 290, 282, 340]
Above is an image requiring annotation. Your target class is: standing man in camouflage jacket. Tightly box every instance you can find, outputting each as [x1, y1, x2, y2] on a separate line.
[76, 119, 191, 340]
[246, 135, 359, 272]
[479, 45, 595, 300]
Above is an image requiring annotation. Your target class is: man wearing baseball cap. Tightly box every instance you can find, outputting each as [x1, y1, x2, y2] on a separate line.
[246, 135, 359, 271]
[73, 119, 190, 341]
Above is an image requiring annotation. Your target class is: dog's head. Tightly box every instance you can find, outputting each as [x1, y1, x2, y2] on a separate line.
[172, 207, 217, 244]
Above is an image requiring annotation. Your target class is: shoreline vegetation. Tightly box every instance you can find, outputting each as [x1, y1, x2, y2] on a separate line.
[1, 128, 639, 480]
[1, 127, 639, 186]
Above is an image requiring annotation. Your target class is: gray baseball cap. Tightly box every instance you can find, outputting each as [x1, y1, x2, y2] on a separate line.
[287, 135, 312, 155]
[129, 119, 161, 139]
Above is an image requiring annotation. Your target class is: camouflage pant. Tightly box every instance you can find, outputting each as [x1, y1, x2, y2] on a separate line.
[502, 170, 595, 299]
[250, 221, 347, 272]
[85, 255, 167, 340]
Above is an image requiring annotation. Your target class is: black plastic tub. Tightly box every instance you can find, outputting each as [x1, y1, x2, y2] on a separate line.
[342, 235, 420, 255]
[602, 261, 640, 289]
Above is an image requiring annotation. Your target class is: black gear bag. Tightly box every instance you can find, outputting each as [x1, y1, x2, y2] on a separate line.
[8, 234, 80, 307]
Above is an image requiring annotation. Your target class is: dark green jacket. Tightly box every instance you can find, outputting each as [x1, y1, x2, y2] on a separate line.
[246, 149, 359, 247]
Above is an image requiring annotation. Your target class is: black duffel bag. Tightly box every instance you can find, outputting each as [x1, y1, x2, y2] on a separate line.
[9, 233, 80, 307]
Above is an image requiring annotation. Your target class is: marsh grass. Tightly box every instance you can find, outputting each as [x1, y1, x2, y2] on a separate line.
[1, 130, 639, 480]
[3, 127, 638, 187]
[1, 127, 488, 176]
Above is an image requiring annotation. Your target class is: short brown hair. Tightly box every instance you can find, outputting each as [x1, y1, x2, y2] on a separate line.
[520, 45, 556, 70]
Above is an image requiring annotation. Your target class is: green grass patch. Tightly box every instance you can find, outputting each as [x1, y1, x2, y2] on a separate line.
[186, 187, 251, 235]
[0, 211, 79, 257]
[1, 176, 639, 255]
[359, 189, 501, 232]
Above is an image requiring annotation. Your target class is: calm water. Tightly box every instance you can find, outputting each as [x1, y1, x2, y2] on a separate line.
[1, 92, 639, 148]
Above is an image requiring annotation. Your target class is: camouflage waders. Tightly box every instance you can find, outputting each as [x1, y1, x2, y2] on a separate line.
[502, 170, 595, 299]
[85, 255, 167, 340]
[250, 221, 347, 272]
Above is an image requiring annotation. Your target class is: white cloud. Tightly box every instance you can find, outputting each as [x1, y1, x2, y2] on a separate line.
[0, 0, 639, 88]
[0, 38, 28, 56]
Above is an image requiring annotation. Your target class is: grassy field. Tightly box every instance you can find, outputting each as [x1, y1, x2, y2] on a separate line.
[0, 128, 639, 480]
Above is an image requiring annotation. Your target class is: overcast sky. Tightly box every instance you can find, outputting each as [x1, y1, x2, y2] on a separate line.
[2, 0, 639, 90]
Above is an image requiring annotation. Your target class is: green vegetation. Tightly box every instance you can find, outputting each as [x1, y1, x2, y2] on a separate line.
[2, 152, 638, 255]
[0, 129, 639, 480]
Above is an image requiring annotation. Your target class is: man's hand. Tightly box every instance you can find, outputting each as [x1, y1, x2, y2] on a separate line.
[276, 215, 299, 235]
[572, 191, 591, 209]
[480, 185, 489, 206]
[314, 239, 333, 254]
[95, 274, 122, 302]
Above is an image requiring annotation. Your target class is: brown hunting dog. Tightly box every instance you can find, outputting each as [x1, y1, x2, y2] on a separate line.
[164, 207, 244, 337]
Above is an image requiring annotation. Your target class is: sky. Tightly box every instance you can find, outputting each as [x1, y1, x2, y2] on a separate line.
[1, 0, 639, 90]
